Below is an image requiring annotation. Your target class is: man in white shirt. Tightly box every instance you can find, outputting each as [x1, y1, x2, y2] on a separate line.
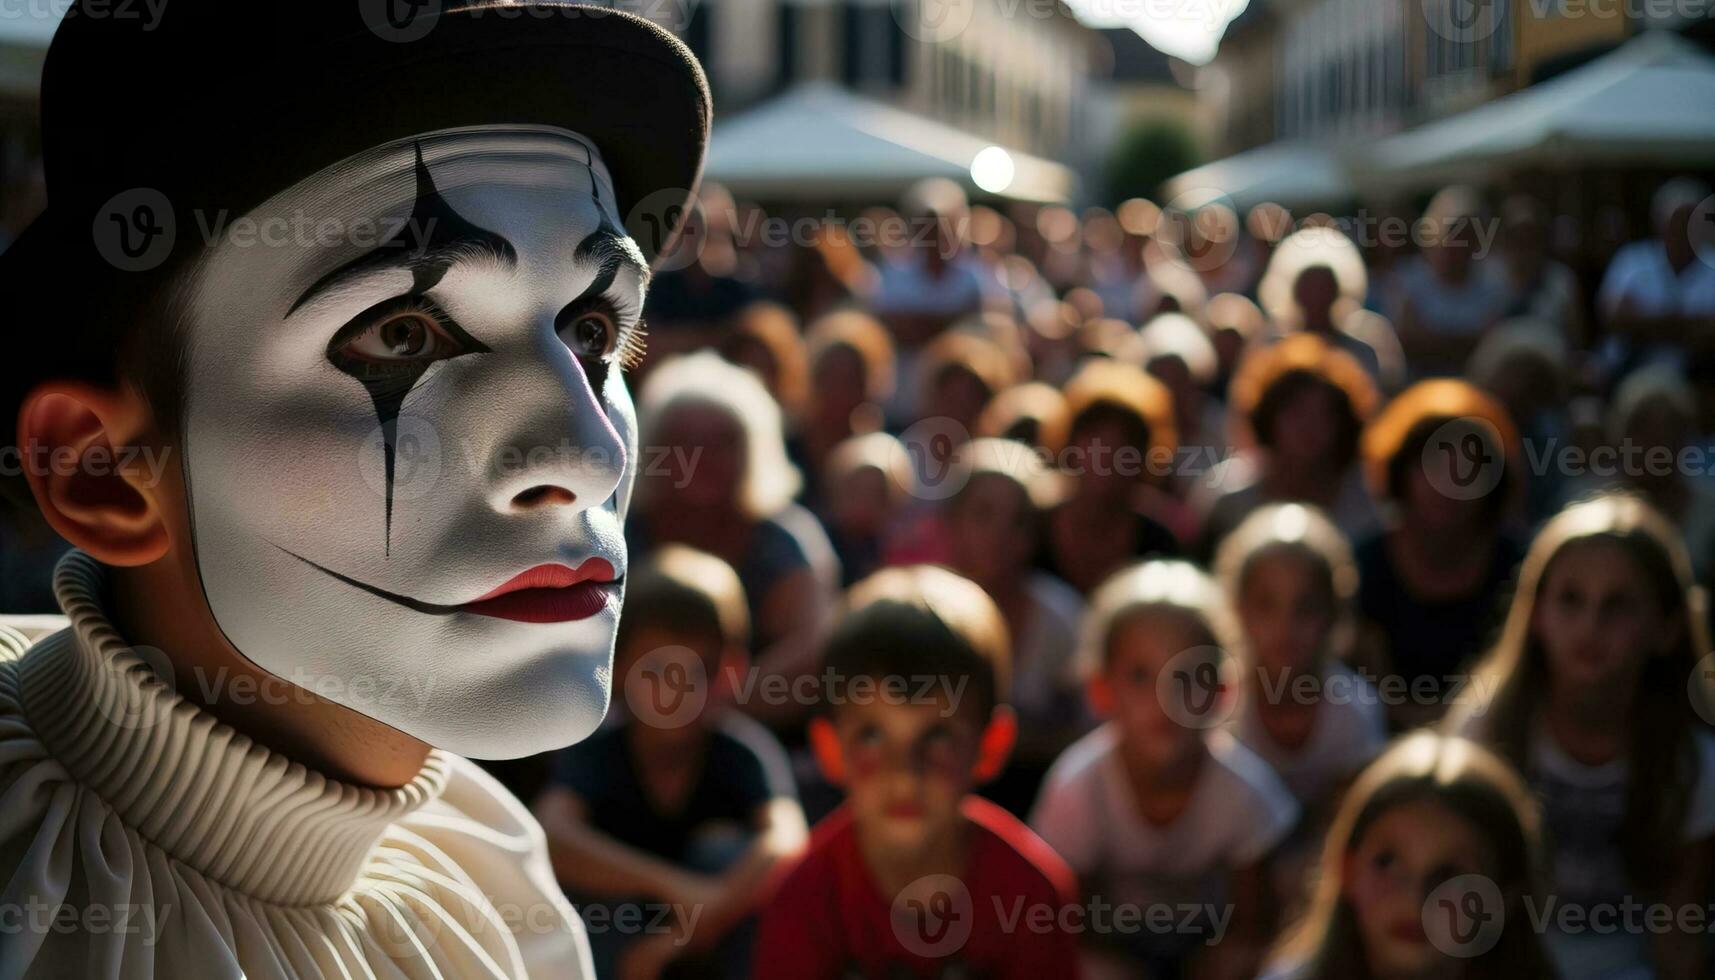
[0, 3, 709, 976]
[1597, 177, 1715, 373]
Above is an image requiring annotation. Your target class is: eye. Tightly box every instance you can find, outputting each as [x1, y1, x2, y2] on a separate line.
[558, 309, 618, 360]
[341, 311, 449, 362]
[328, 296, 481, 377]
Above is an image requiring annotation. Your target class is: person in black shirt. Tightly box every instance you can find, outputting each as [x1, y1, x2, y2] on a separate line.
[1354, 380, 1525, 730]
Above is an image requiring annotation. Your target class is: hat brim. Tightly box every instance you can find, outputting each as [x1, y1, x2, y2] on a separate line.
[3, 3, 710, 282]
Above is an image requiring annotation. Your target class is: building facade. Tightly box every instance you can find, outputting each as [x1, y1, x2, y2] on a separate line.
[672, 0, 1100, 163]
[1205, 0, 1689, 156]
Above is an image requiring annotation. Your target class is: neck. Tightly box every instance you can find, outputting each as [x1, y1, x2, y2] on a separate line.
[856, 812, 970, 897]
[107, 562, 432, 788]
[1545, 682, 1632, 763]
[1120, 733, 1205, 794]
[1265, 460, 1339, 504]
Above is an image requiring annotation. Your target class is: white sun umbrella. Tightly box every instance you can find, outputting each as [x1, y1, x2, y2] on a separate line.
[704, 81, 1076, 204]
[1162, 141, 1358, 212]
[1369, 30, 1715, 187]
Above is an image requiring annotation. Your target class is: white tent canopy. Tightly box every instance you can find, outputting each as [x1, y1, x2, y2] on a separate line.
[1161, 140, 1356, 210]
[704, 82, 1076, 203]
[1369, 30, 1715, 186]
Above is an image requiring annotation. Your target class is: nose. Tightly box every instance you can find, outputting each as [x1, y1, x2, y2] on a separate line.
[487, 352, 629, 515]
[510, 484, 577, 510]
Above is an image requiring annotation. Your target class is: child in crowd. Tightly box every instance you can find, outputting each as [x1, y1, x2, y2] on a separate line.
[1451, 494, 1715, 980]
[1197, 334, 1382, 558]
[1031, 559, 1298, 980]
[1216, 504, 1389, 909]
[1356, 379, 1524, 730]
[819, 431, 918, 587]
[1262, 732, 1554, 980]
[943, 437, 1088, 815]
[1037, 359, 1185, 595]
[755, 565, 1080, 978]
[534, 546, 808, 979]
[1218, 503, 1387, 805]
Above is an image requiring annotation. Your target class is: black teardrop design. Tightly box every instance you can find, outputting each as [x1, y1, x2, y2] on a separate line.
[324, 142, 504, 555]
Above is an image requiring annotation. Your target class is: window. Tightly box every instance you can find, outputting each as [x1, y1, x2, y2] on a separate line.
[777, 3, 798, 90]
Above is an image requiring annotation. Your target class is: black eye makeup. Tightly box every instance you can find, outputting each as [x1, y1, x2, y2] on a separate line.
[555, 295, 647, 370]
[563, 223, 650, 385]
[327, 292, 492, 557]
[327, 294, 489, 385]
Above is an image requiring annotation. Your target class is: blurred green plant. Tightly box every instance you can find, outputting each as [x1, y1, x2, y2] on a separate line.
[1105, 117, 1201, 207]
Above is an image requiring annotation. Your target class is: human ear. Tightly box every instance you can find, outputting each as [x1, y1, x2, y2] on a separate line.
[17, 380, 170, 566]
[971, 705, 1017, 783]
[809, 717, 846, 786]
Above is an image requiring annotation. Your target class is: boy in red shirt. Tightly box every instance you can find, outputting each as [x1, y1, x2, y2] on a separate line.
[755, 565, 1081, 978]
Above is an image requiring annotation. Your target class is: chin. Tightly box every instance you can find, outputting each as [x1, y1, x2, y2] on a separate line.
[365, 628, 617, 759]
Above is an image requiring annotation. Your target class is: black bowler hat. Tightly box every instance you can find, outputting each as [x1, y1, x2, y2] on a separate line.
[0, 0, 711, 285]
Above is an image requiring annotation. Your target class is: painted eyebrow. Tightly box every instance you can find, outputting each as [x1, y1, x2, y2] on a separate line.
[289, 232, 517, 317]
[288, 142, 519, 318]
[572, 225, 651, 306]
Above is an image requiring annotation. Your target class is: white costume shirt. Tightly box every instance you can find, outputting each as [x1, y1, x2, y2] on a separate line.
[0, 551, 592, 979]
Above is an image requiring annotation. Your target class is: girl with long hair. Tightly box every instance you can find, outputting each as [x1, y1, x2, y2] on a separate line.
[1449, 493, 1715, 979]
[1265, 732, 1554, 980]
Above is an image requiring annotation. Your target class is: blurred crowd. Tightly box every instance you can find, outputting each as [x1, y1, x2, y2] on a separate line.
[5, 168, 1715, 979]
[521, 173, 1715, 979]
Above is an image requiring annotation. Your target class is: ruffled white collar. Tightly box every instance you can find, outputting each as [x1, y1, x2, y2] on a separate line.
[10, 550, 451, 906]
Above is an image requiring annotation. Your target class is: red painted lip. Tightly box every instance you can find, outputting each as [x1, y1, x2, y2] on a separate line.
[461, 561, 619, 623]
[885, 803, 926, 820]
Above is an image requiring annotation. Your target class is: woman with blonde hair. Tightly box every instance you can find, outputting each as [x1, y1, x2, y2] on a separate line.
[631, 351, 840, 731]
[1263, 732, 1554, 980]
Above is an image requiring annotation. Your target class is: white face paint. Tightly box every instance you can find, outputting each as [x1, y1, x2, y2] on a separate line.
[180, 126, 645, 759]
